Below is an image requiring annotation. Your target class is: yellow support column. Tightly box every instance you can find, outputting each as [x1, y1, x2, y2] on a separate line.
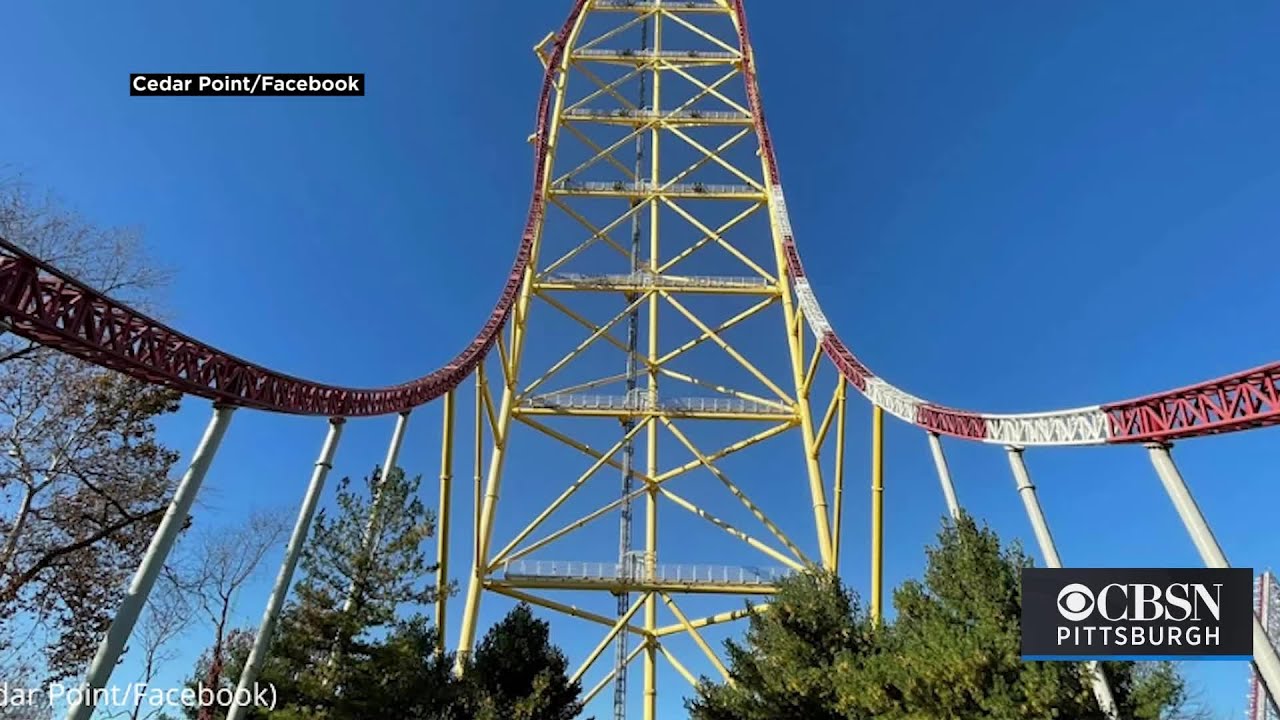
[744, 43, 834, 572]
[473, 368, 484, 570]
[644, 7, 664, 719]
[436, 389, 455, 655]
[831, 379, 847, 570]
[455, 2, 860, 713]
[871, 405, 884, 625]
[453, 14, 584, 668]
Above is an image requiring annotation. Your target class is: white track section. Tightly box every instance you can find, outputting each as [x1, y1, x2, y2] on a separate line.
[864, 377, 924, 425]
[769, 186, 793, 238]
[792, 279, 831, 336]
[984, 407, 1111, 447]
[770, 184, 1114, 447]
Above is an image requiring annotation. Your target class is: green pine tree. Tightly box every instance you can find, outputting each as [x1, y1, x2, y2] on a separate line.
[690, 512, 1198, 720]
[184, 465, 445, 720]
[462, 603, 587, 720]
[341, 617, 465, 720]
[688, 571, 875, 720]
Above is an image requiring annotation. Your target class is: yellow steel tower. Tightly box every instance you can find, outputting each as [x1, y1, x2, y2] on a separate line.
[455, 2, 848, 716]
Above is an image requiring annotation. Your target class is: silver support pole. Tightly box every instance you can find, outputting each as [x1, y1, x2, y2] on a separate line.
[927, 432, 960, 519]
[1147, 443, 1280, 706]
[226, 418, 345, 720]
[1259, 574, 1279, 720]
[381, 410, 411, 481]
[340, 410, 410, 616]
[67, 404, 235, 720]
[1005, 447, 1118, 720]
[1006, 447, 1063, 567]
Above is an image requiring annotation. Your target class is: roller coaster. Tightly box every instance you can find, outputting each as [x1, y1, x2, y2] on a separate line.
[4, 1, 1275, 718]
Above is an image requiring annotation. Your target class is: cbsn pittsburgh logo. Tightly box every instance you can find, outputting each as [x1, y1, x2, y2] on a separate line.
[1021, 568, 1253, 661]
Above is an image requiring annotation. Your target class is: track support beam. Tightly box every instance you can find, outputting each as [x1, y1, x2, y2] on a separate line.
[341, 410, 410, 617]
[437, 390, 456, 655]
[227, 418, 344, 720]
[831, 379, 847, 570]
[1147, 443, 1280, 707]
[67, 404, 235, 720]
[1005, 447, 1118, 719]
[870, 405, 884, 625]
[927, 432, 960, 520]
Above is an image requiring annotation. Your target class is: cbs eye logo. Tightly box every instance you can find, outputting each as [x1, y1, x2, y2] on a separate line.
[1056, 583, 1096, 622]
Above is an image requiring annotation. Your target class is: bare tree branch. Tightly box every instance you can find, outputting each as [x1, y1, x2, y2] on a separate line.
[128, 571, 189, 720]
[0, 176, 181, 680]
[2, 505, 166, 603]
[172, 511, 286, 720]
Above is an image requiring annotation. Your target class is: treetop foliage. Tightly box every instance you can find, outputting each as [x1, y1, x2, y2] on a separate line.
[690, 513, 1201, 720]
[182, 464, 588, 720]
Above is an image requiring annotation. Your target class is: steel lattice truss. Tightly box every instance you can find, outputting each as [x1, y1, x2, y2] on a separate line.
[1252, 572, 1280, 720]
[0, 0, 1277, 440]
[457, 3, 840, 714]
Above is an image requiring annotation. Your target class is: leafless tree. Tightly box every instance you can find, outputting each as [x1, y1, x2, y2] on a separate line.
[124, 572, 191, 720]
[0, 173, 169, 312]
[0, 660, 48, 720]
[0, 176, 182, 680]
[171, 512, 286, 720]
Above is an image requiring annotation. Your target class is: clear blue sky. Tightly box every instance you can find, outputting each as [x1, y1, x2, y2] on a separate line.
[3, 1, 1279, 717]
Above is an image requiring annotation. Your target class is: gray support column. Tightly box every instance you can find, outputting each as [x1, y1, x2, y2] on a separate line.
[381, 411, 411, 482]
[1006, 447, 1063, 567]
[67, 404, 235, 720]
[341, 410, 410, 615]
[1147, 443, 1280, 708]
[1005, 447, 1118, 720]
[226, 418, 345, 720]
[927, 432, 960, 519]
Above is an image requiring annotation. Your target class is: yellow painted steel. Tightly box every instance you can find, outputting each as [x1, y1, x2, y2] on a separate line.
[653, 603, 769, 637]
[871, 405, 885, 625]
[737, 19, 835, 573]
[487, 577, 780, 596]
[661, 418, 809, 564]
[661, 593, 730, 681]
[572, 594, 650, 685]
[491, 585, 646, 636]
[473, 370, 483, 573]
[449, 3, 855, 713]
[644, 10, 663, 717]
[436, 389, 455, 655]
[657, 644, 699, 688]
[659, 488, 805, 571]
[832, 379, 847, 570]
[585, 644, 645, 706]
[488, 419, 652, 567]
[452, 7, 582, 671]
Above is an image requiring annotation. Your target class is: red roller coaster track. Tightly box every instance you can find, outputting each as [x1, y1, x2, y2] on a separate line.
[0, 0, 1275, 444]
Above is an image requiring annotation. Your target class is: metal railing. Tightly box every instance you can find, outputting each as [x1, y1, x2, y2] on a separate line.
[594, 0, 722, 9]
[519, 393, 791, 415]
[563, 108, 750, 122]
[542, 272, 771, 290]
[501, 559, 794, 586]
[575, 48, 738, 61]
[549, 179, 760, 196]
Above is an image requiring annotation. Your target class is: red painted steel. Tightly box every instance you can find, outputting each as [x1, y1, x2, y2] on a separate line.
[733, 0, 992, 442]
[916, 405, 991, 442]
[0, 0, 1273, 442]
[0, 0, 591, 418]
[729, 0, 1279, 444]
[1103, 362, 1280, 442]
